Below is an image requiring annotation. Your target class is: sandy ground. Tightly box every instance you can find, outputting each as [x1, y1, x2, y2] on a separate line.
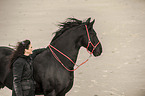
[0, 0, 145, 96]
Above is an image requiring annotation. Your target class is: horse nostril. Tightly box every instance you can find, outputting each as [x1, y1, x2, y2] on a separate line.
[94, 45, 102, 56]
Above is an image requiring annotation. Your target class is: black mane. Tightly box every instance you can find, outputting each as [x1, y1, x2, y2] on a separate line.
[51, 18, 87, 42]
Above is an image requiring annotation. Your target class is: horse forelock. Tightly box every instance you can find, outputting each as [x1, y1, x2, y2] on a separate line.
[51, 18, 90, 42]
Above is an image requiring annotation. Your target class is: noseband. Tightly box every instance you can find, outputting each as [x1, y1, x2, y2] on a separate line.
[48, 25, 100, 71]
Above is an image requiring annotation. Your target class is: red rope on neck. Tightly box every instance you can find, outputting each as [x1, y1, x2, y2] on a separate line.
[49, 45, 89, 71]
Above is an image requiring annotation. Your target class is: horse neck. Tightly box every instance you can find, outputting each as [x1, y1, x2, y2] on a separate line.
[50, 28, 83, 64]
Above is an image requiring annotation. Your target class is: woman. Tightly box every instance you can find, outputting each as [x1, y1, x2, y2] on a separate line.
[10, 40, 45, 96]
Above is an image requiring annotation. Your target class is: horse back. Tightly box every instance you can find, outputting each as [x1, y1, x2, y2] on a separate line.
[0, 47, 14, 89]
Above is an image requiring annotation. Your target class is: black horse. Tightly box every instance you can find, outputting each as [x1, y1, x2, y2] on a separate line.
[0, 18, 102, 96]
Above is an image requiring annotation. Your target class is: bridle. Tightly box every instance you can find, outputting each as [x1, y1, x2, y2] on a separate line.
[48, 25, 100, 71]
[85, 25, 100, 54]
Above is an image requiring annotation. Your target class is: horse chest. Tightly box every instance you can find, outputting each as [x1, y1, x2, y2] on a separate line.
[52, 73, 73, 94]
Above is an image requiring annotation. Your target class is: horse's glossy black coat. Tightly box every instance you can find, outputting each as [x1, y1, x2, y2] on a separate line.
[0, 18, 102, 96]
[0, 47, 14, 89]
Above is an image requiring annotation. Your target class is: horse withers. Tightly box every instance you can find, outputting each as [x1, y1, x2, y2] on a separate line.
[0, 18, 102, 96]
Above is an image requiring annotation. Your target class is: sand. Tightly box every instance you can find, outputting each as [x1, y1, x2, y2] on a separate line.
[0, 0, 145, 96]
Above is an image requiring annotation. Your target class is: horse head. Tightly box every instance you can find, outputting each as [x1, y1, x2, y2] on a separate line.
[80, 18, 102, 57]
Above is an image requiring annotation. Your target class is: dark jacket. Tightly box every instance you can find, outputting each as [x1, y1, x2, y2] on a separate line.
[12, 48, 45, 96]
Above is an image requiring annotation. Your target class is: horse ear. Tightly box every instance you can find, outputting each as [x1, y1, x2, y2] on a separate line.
[90, 19, 95, 27]
[87, 19, 95, 29]
[86, 18, 91, 24]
